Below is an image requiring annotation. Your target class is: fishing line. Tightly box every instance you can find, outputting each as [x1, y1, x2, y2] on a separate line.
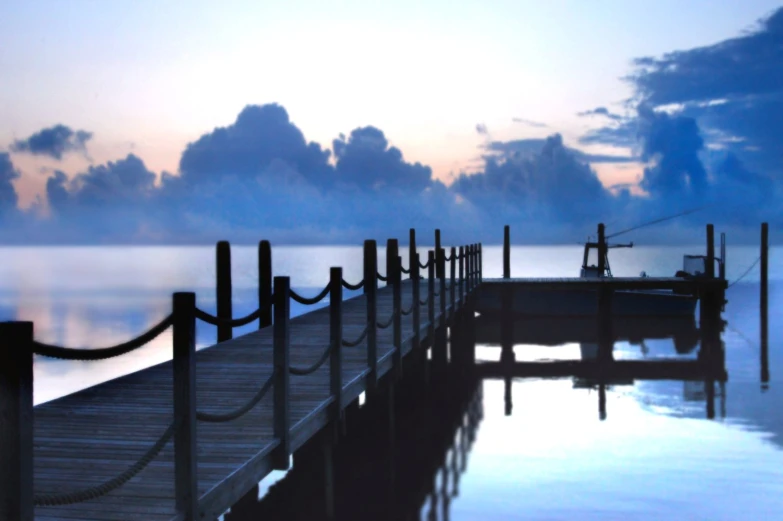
[606, 205, 712, 239]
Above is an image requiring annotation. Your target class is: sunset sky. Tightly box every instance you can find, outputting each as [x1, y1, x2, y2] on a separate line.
[1, 0, 781, 243]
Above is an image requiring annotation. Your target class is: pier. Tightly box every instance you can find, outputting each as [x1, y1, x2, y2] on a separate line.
[0, 224, 738, 521]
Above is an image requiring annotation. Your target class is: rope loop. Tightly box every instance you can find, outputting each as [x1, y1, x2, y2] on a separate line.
[196, 372, 275, 423]
[195, 306, 267, 328]
[342, 278, 365, 291]
[342, 326, 369, 347]
[32, 314, 173, 360]
[289, 344, 332, 375]
[377, 272, 388, 282]
[376, 312, 395, 330]
[290, 283, 331, 305]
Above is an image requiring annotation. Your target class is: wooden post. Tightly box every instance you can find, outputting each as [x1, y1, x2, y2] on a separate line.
[272, 277, 291, 470]
[387, 239, 402, 376]
[719, 233, 726, 281]
[173, 292, 198, 519]
[761, 222, 769, 386]
[330, 268, 343, 417]
[364, 240, 378, 387]
[439, 248, 447, 330]
[435, 229, 443, 279]
[478, 243, 483, 283]
[458, 246, 465, 304]
[597, 287, 613, 363]
[706, 224, 715, 279]
[598, 383, 607, 421]
[503, 225, 510, 279]
[413, 252, 421, 352]
[259, 240, 272, 328]
[597, 224, 606, 275]
[216, 241, 233, 342]
[450, 247, 456, 317]
[409, 229, 417, 282]
[428, 250, 436, 342]
[0, 321, 34, 521]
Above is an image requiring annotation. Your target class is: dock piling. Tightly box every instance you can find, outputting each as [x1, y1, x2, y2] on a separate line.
[387, 239, 402, 376]
[0, 321, 34, 521]
[450, 247, 456, 318]
[435, 229, 443, 279]
[272, 277, 291, 470]
[259, 240, 272, 329]
[503, 225, 510, 279]
[458, 246, 465, 303]
[364, 240, 379, 388]
[216, 241, 233, 342]
[173, 292, 198, 518]
[330, 268, 343, 417]
[428, 251, 436, 342]
[409, 229, 417, 280]
[706, 224, 715, 279]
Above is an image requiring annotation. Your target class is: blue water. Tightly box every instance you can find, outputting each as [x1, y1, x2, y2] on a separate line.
[0, 244, 780, 519]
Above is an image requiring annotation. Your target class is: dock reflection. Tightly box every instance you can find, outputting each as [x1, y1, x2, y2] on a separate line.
[225, 368, 483, 521]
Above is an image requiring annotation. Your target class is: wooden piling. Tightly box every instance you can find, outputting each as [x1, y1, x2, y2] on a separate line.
[216, 240, 233, 342]
[761, 222, 769, 386]
[598, 383, 607, 421]
[706, 224, 715, 279]
[173, 292, 198, 518]
[387, 239, 402, 376]
[259, 240, 273, 328]
[0, 321, 34, 521]
[439, 248, 447, 330]
[458, 246, 465, 303]
[413, 252, 421, 352]
[272, 277, 291, 470]
[719, 233, 726, 281]
[330, 267, 343, 417]
[428, 250, 436, 342]
[503, 225, 510, 279]
[435, 229, 443, 279]
[409, 229, 417, 281]
[478, 243, 483, 283]
[450, 247, 456, 318]
[364, 240, 378, 387]
[597, 224, 606, 275]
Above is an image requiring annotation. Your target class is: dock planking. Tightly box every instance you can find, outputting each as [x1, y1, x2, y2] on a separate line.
[31, 278, 467, 521]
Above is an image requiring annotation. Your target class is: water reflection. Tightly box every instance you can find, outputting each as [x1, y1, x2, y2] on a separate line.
[225, 369, 483, 521]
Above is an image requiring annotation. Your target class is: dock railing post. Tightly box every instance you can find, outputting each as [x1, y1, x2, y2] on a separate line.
[387, 239, 402, 376]
[458, 246, 465, 304]
[761, 222, 769, 386]
[272, 277, 291, 470]
[450, 247, 456, 318]
[435, 229, 443, 279]
[706, 224, 715, 279]
[216, 240, 233, 342]
[428, 250, 436, 342]
[409, 229, 417, 282]
[439, 248, 447, 329]
[259, 240, 273, 328]
[719, 233, 726, 281]
[503, 225, 510, 279]
[364, 240, 378, 388]
[597, 224, 606, 275]
[173, 292, 198, 519]
[329, 268, 343, 418]
[479, 243, 483, 283]
[0, 321, 34, 521]
[413, 252, 421, 352]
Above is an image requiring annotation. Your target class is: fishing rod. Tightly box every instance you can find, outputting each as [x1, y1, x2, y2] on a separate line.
[605, 205, 711, 239]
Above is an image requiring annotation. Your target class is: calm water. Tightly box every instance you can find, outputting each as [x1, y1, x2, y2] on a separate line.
[1, 244, 781, 519]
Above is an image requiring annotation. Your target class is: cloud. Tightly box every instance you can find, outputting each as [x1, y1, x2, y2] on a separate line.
[332, 126, 433, 193]
[475, 123, 489, 135]
[577, 107, 623, 121]
[11, 124, 92, 160]
[512, 117, 548, 128]
[452, 134, 616, 227]
[178, 104, 334, 189]
[0, 153, 20, 215]
[484, 138, 636, 164]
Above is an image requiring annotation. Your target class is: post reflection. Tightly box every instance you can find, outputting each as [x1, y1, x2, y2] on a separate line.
[225, 369, 483, 521]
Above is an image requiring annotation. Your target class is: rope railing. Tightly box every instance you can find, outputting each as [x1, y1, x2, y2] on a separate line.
[376, 311, 395, 330]
[400, 302, 414, 316]
[728, 255, 761, 288]
[31, 314, 173, 361]
[289, 344, 332, 375]
[400, 266, 411, 274]
[419, 259, 430, 269]
[33, 419, 176, 506]
[376, 272, 388, 282]
[419, 296, 430, 306]
[342, 326, 369, 347]
[195, 306, 267, 328]
[342, 278, 365, 291]
[290, 283, 331, 305]
[196, 372, 275, 423]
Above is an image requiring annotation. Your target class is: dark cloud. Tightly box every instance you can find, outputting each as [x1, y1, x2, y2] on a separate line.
[452, 134, 615, 225]
[11, 124, 92, 160]
[512, 117, 548, 128]
[332, 126, 433, 193]
[178, 104, 334, 189]
[577, 107, 623, 121]
[475, 123, 489, 135]
[0, 153, 20, 214]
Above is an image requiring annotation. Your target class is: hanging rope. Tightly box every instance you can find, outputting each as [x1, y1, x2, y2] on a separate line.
[290, 283, 331, 305]
[197, 373, 275, 422]
[342, 278, 364, 291]
[606, 205, 709, 239]
[289, 344, 332, 375]
[342, 326, 369, 347]
[728, 256, 762, 288]
[195, 306, 267, 328]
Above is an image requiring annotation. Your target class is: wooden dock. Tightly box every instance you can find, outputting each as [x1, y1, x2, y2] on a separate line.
[0, 223, 739, 521]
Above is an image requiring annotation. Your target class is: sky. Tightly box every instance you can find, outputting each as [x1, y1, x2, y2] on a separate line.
[1, 0, 782, 244]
